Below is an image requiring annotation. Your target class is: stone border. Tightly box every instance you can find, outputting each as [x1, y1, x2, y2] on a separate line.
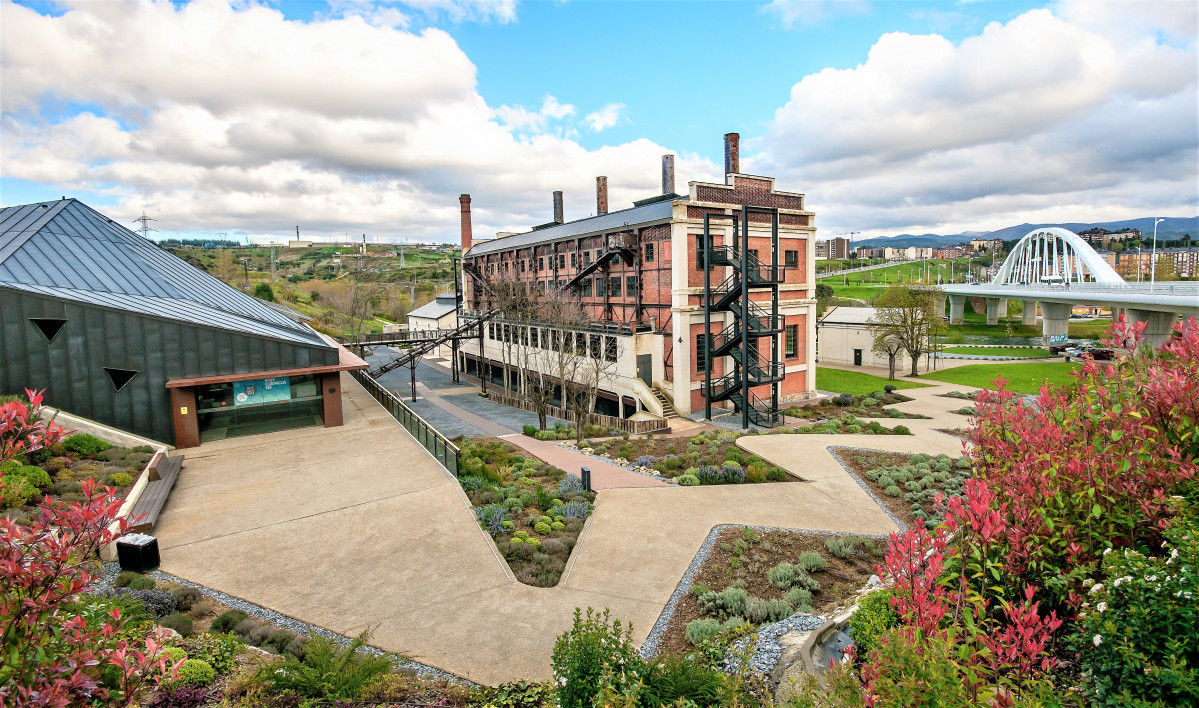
[95, 562, 473, 685]
[825, 446, 910, 533]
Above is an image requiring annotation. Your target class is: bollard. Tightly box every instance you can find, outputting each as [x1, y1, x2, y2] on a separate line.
[581, 466, 592, 492]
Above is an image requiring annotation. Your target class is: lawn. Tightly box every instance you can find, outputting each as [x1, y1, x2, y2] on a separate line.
[921, 361, 1081, 394]
[816, 367, 931, 396]
[941, 346, 1056, 358]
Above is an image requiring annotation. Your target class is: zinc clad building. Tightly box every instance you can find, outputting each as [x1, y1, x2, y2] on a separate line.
[0, 199, 366, 447]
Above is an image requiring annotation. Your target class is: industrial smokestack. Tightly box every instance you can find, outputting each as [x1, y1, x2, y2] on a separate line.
[724, 132, 740, 180]
[662, 155, 675, 195]
[459, 194, 472, 251]
[553, 191, 564, 224]
[596, 177, 608, 215]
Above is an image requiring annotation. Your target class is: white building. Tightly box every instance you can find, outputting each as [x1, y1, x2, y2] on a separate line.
[816, 306, 931, 371]
[406, 293, 459, 357]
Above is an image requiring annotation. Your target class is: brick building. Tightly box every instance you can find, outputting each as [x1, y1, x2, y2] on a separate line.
[458, 133, 818, 424]
[828, 237, 851, 260]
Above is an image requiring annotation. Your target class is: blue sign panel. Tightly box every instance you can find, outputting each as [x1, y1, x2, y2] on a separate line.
[233, 377, 291, 406]
[262, 377, 291, 403]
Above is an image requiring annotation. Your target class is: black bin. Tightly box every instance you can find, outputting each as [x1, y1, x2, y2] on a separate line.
[117, 533, 160, 573]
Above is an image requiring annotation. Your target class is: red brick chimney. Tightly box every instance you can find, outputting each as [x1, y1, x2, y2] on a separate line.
[459, 194, 472, 251]
[724, 132, 740, 181]
[662, 155, 675, 195]
[596, 177, 608, 215]
[553, 191, 564, 224]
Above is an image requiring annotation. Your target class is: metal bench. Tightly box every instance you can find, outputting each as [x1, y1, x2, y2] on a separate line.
[128, 453, 184, 533]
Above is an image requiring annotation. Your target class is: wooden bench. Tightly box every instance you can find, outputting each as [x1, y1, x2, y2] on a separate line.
[129, 453, 184, 533]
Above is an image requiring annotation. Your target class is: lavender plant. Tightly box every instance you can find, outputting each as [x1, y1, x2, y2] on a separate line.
[476, 503, 510, 537]
[555, 500, 592, 521]
[558, 475, 585, 495]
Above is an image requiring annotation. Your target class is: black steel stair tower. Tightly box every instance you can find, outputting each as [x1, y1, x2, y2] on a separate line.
[702, 206, 785, 429]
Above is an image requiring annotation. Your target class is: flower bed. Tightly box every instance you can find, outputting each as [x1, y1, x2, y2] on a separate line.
[784, 389, 926, 421]
[655, 526, 884, 658]
[457, 438, 596, 587]
[1, 432, 151, 525]
[787, 416, 913, 435]
[839, 450, 973, 531]
[574, 429, 794, 485]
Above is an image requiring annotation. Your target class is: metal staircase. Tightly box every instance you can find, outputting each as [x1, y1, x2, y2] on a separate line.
[701, 207, 785, 429]
[563, 234, 636, 292]
[369, 308, 499, 378]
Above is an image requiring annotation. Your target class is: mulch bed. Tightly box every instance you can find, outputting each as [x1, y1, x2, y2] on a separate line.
[836, 450, 924, 530]
[655, 527, 881, 658]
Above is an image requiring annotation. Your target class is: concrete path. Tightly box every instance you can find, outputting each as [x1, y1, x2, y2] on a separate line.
[157, 373, 960, 685]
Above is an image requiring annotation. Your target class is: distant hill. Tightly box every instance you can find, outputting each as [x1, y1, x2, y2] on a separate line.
[845, 217, 1197, 249]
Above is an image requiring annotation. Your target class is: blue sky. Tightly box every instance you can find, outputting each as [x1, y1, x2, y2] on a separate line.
[1, 0, 1195, 242]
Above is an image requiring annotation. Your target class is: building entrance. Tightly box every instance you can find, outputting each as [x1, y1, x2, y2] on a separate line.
[195, 374, 324, 442]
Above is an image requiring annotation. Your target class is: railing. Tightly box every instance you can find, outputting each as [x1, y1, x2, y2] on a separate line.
[707, 246, 783, 283]
[336, 329, 454, 347]
[954, 282, 1199, 295]
[485, 391, 670, 435]
[350, 369, 459, 476]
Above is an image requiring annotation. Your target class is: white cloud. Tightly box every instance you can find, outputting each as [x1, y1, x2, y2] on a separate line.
[751, 3, 1197, 236]
[583, 103, 626, 132]
[760, 0, 870, 30]
[0, 1, 710, 241]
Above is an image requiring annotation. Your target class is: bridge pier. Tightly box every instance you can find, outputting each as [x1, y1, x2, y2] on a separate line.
[1040, 302, 1071, 345]
[948, 294, 966, 325]
[985, 298, 1008, 326]
[1022, 300, 1038, 326]
[1126, 309, 1178, 349]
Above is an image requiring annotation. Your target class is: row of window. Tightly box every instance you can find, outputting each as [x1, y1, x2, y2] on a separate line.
[487, 322, 618, 362]
[694, 324, 800, 372]
[694, 239, 800, 269]
[481, 243, 656, 275]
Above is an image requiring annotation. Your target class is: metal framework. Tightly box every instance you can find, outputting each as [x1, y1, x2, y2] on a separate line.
[702, 206, 784, 429]
[994, 227, 1123, 285]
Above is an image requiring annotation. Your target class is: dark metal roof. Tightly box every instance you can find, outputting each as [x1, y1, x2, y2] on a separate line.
[407, 293, 458, 321]
[464, 198, 680, 257]
[0, 199, 330, 348]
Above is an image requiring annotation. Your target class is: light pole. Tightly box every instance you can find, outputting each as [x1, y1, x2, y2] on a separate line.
[1151, 217, 1165, 285]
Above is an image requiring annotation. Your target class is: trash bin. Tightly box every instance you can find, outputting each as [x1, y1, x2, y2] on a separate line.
[117, 533, 160, 573]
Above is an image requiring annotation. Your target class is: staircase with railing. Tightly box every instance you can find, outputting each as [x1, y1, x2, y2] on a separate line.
[369, 307, 499, 378]
[701, 207, 785, 429]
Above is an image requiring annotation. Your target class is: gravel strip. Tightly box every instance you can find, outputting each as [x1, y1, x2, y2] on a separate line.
[729, 613, 828, 675]
[92, 562, 472, 685]
[639, 523, 890, 661]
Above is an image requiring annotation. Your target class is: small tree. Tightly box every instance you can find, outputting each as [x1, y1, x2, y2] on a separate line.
[252, 281, 275, 302]
[870, 328, 905, 380]
[0, 390, 176, 705]
[871, 285, 945, 376]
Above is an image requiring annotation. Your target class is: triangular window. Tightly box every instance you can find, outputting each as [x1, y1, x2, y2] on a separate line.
[30, 318, 66, 343]
[105, 368, 139, 392]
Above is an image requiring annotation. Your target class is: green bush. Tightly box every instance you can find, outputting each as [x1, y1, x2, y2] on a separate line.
[15, 465, 52, 490]
[62, 433, 111, 456]
[163, 646, 188, 665]
[849, 589, 896, 658]
[265, 629, 297, 653]
[698, 587, 748, 620]
[176, 659, 215, 687]
[893, 425, 911, 435]
[115, 571, 149, 588]
[181, 632, 243, 675]
[785, 587, 813, 610]
[826, 537, 854, 559]
[523, 424, 538, 436]
[208, 609, 248, 635]
[1074, 509, 1199, 706]
[159, 612, 193, 637]
[551, 608, 644, 708]
[640, 654, 724, 707]
[685, 618, 723, 646]
[128, 575, 156, 591]
[797, 551, 827, 573]
[534, 522, 551, 534]
[766, 562, 796, 590]
[676, 474, 699, 487]
[257, 631, 393, 700]
[0, 474, 35, 509]
[108, 472, 132, 487]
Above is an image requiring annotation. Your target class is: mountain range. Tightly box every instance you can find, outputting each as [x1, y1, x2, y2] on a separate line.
[848, 217, 1197, 249]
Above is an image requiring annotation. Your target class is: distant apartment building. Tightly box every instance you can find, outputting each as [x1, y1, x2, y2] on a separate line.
[829, 237, 852, 260]
[1110, 247, 1199, 280]
[815, 240, 829, 260]
[934, 246, 964, 259]
[854, 246, 882, 259]
[968, 238, 1005, 253]
[1077, 227, 1141, 249]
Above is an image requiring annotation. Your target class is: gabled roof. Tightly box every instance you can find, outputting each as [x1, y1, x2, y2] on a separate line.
[407, 293, 458, 321]
[0, 199, 330, 348]
[818, 306, 877, 326]
[464, 197, 680, 257]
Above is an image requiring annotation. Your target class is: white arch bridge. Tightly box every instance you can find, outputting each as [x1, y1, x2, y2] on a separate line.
[942, 227, 1198, 346]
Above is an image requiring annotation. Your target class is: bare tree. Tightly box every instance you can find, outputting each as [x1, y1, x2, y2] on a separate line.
[871, 285, 946, 377]
[488, 271, 536, 396]
[870, 327, 905, 380]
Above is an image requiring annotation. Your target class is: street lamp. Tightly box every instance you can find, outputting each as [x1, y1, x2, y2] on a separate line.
[1151, 217, 1165, 285]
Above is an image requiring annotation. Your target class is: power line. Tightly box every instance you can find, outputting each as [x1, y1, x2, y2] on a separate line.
[132, 211, 157, 240]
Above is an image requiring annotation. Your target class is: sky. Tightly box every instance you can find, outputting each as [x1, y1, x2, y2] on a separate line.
[1, 0, 1196, 244]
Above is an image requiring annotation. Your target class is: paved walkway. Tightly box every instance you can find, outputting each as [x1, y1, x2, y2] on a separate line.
[158, 372, 977, 685]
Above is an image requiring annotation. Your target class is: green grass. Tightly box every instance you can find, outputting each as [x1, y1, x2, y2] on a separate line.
[921, 362, 1080, 395]
[816, 367, 931, 396]
[941, 346, 1056, 359]
[938, 319, 1115, 343]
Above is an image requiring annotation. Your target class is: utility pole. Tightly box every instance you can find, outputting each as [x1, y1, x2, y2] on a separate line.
[271, 246, 277, 282]
[132, 211, 157, 240]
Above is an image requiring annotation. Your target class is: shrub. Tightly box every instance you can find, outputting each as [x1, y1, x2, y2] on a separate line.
[558, 475, 585, 495]
[766, 562, 796, 590]
[148, 685, 209, 707]
[534, 522, 551, 535]
[892, 424, 911, 435]
[834, 393, 853, 406]
[232, 619, 259, 641]
[62, 433, 111, 456]
[100, 587, 174, 618]
[476, 503, 510, 536]
[256, 632, 392, 701]
[283, 636, 309, 660]
[720, 464, 746, 484]
[676, 474, 699, 487]
[163, 646, 188, 665]
[265, 630, 297, 653]
[459, 475, 487, 491]
[522, 424, 538, 436]
[746, 596, 794, 623]
[766, 467, 788, 482]
[170, 586, 202, 612]
[115, 571, 145, 588]
[180, 632, 242, 675]
[797, 551, 827, 573]
[884, 384, 897, 393]
[551, 608, 644, 708]
[0, 474, 35, 508]
[826, 537, 854, 559]
[849, 589, 896, 658]
[555, 500, 591, 520]
[634, 455, 656, 468]
[640, 654, 724, 707]
[690, 582, 710, 597]
[698, 587, 748, 621]
[685, 618, 723, 646]
[885, 485, 902, 497]
[159, 613, 193, 637]
[188, 598, 216, 619]
[785, 587, 813, 610]
[128, 575, 156, 591]
[209, 610, 248, 635]
[247, 624, 274, 646]
[175, 659, 215, 687]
